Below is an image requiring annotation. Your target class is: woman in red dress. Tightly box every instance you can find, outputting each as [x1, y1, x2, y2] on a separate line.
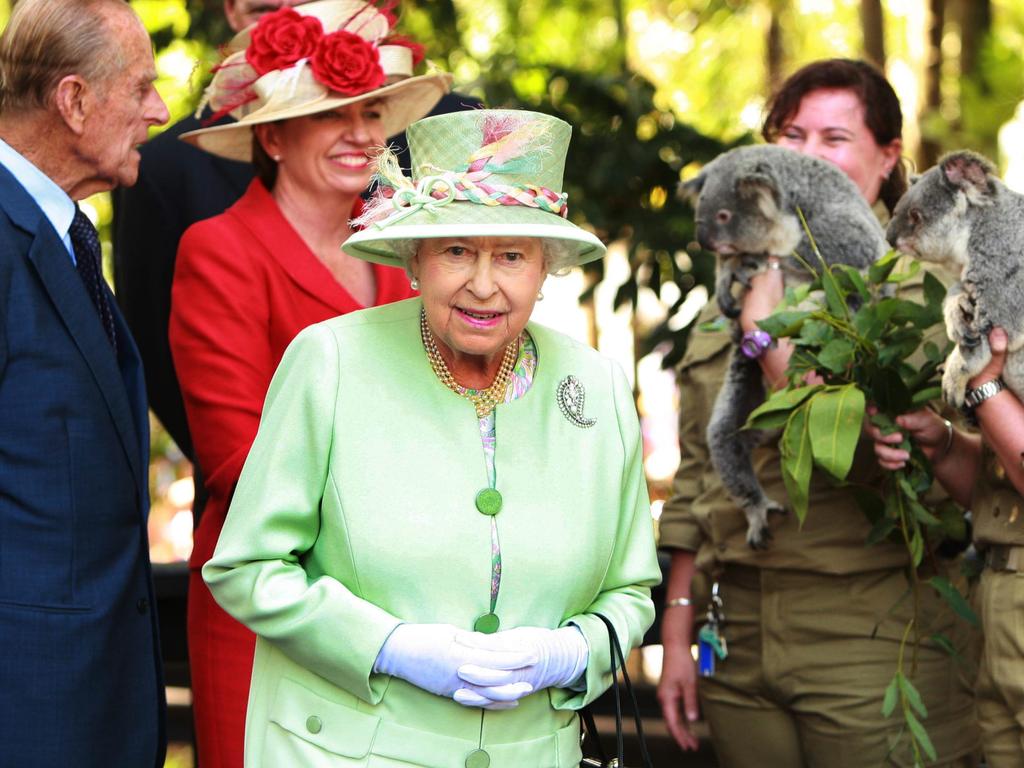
[169, 4, 450, 765]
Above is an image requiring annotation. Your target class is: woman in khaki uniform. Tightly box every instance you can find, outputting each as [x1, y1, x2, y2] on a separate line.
[657, 59, 979, 767]
[873, 328, 1024, 767]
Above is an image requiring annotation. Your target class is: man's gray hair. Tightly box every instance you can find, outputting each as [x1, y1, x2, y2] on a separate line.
[0, 0, 128, 114]
[394, 238, 578, 276]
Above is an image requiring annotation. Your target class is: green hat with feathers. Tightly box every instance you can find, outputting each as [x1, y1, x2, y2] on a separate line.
[343, 109, 606, 267]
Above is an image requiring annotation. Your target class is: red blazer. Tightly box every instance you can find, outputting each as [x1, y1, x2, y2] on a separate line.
[170, 180, 415, 569]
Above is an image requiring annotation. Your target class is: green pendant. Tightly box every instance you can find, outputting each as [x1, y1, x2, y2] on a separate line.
[473, 612, 500, 634]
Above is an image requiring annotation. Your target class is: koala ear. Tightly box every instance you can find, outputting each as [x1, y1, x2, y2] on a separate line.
[736, 172, 781, 216]
[677, 173, 705, 206]
[940, 151, 996, 204]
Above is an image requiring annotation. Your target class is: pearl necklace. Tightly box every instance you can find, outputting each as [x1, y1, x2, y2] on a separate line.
[420, 308, 519, 418]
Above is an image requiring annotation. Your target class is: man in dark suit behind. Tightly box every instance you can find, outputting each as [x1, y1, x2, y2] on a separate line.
[0, 1, 170, 765]
[113, 0, 481, 491]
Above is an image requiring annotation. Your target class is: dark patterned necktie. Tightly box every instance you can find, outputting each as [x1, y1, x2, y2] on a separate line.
[69, 206, 117, 352]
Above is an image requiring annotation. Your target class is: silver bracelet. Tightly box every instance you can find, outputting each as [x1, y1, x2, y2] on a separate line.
[666, 596, 692, 608]
[935, 418, 954, 461]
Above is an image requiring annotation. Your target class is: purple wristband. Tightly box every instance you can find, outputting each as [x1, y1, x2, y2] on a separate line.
[739, 329, 773, 359]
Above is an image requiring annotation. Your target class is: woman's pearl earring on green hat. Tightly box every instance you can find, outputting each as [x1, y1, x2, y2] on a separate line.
[536, 289, 544, 301]
[411, 278, 420, 290]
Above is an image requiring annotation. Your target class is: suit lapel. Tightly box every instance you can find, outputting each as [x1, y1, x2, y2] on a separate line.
[234, 180, 368, 313]
[0, 167, 144, 490]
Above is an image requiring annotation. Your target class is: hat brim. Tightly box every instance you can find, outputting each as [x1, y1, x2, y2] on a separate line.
[342, 202, 606, 268]
[179, 72, 453, 163]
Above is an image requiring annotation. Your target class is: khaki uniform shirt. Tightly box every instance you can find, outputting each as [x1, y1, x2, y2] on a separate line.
[971, 446, 1024, 546]
[660, 264, 956, 575]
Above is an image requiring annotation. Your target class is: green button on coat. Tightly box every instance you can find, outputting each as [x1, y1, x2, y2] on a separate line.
[465, 749, 490, 768]
[475, 488, 503, 516]
[305, 715, 322, 735]
[473, 612, 500, 634]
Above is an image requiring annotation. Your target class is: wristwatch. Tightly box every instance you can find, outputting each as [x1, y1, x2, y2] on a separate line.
[963, 378, 1005, 410]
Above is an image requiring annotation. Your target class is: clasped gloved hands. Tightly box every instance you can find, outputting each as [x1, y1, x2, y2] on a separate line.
[374, 623, 539, 710]
[374, 623, 589, 710]
[454, 625, 589, 708]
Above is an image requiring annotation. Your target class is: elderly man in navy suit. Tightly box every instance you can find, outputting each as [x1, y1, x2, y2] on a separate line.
[0, 0, 169, 765]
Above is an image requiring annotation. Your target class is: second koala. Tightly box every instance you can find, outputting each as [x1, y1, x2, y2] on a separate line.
[887, 150, 1024, 409]
[682, 144, 887, 548]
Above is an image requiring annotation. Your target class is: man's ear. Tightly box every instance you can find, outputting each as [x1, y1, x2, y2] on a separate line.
[53, 74, 88, 135]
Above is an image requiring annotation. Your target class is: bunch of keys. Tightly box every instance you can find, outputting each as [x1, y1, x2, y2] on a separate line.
[697, 582, 728, 677]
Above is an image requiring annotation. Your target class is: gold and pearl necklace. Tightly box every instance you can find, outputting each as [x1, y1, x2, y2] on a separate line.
[420, 308, 519, 418]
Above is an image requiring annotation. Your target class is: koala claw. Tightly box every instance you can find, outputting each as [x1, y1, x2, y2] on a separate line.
[744, 498, 786, 550]
[942, 364, 969, 408]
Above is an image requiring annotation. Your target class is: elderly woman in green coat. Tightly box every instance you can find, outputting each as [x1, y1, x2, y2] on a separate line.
[203, 109, 660, 768]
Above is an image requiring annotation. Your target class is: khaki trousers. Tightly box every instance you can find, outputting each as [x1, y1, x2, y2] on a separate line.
[975, 569, 1024, 768]
[698, 565, 979, 768]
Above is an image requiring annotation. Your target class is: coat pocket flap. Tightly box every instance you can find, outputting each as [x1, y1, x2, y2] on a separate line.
[270, 677, 380, 758]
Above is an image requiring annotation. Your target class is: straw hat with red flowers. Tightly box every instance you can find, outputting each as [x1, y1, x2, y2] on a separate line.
[181, 0, 452, 162]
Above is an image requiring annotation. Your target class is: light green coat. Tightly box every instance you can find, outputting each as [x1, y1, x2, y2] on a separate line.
[204, 298, 660, 768]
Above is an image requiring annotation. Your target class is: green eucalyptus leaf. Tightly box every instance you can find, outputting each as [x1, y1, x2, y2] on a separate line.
[937, 502, 968, 542]
[898, 673, 929, 718]
[898, 473, 920, 501]
[910, 386, 943, 408]
[807, 385, 865, 480]
[797, 318, 833, 347]
[923, 341, 942, 363]
[869, 366, 913, 414]
[868, 252, 900, 284]
[781, 404, 813, 525]
[881, 675, 899, 717]
[784, 283, 812, 306]
[886, 261, 922, 284]
[866, 515, 898, 546]
[929, 632, 961, 662]
[835, 264, 870, 302]
[746, 385, 823, 430]
[909, 500, 942, 527]
[822, 266, 848, 317]
[928, 576, 980, 627]
[853, 304, 885, 341]
[869, 411, 899, 434]
[905, 710, 938, 763]
[817, 337, 857, 373]
[923, 270, 947, 310]
[757, 310, 811, 339]
[909, 528, 924, 567]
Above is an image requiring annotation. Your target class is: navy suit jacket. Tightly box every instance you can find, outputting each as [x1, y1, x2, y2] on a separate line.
[0, 163, 166, 767]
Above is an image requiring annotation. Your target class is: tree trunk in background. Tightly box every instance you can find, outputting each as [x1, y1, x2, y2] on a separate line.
[958, 0, 991, 82]
[919, 0, 945, 168]
[766, 0, 785, 95]
[860, 0, 886, 69]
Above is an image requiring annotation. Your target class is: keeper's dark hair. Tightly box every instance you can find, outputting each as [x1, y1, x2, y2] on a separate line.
[762, 58, 907, 214]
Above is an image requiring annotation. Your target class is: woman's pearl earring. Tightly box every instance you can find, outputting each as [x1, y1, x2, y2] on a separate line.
[272, 154, 282, 162]
[410, 278, 420, 290]
[537, 289, 544, 301]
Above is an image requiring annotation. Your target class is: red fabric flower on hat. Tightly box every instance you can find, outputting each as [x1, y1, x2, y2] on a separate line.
[246, 8, 323, 76]
[310, 30, 386, 96]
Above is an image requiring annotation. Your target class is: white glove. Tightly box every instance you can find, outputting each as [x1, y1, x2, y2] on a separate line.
[374, 623, 538, 708]
[454, 625, 589, 706]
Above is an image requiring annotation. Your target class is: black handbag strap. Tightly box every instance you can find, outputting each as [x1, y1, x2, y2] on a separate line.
[581, 614, 655, 768]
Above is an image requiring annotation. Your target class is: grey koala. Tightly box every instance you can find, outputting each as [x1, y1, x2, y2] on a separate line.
[681, 145, 887, 548]
[887, 150, 1024, 408]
